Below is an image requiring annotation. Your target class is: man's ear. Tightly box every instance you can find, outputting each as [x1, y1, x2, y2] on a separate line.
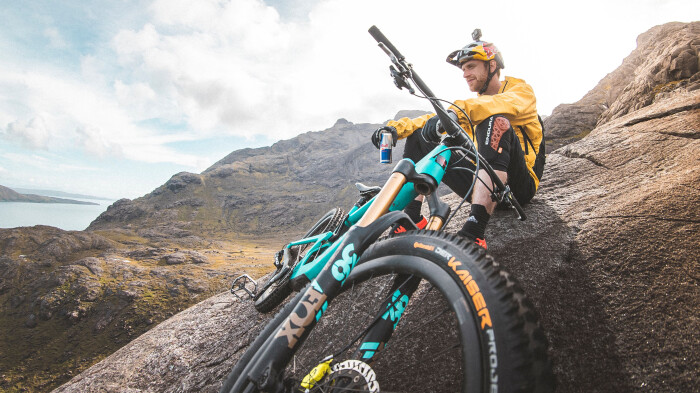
[489, 59, 498, 73]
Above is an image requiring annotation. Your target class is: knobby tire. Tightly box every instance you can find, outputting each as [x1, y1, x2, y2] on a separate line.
[223, 231, 554, 393]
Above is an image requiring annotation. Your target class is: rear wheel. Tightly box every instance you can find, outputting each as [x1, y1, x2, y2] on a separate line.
[254, 208, 345, 313]
[224, 231, 554, 392]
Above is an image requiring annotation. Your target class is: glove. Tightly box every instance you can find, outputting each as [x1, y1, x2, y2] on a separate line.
[434, 110, 459, 135]
[371, 126, 398, 149]
[424, 111, 459, 144]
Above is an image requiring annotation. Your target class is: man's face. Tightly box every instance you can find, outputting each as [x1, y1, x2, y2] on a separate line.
[461, 59, 490, 92]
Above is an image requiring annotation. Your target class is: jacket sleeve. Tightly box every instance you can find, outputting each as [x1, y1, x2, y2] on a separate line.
[385, 113, 436, 139]
[449, 82, 536, 126]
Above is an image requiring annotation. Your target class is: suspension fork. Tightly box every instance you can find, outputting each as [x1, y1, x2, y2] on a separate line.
[356, 171, 408, 227]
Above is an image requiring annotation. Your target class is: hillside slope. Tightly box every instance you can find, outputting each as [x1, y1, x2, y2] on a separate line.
[87, 119, 400, 238]
[544, 21, 699, 150]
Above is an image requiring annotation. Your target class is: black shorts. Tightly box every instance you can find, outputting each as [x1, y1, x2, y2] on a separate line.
[402, 115, 536, 205]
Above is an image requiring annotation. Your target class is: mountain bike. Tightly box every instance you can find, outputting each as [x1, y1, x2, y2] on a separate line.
[223, 26, 554, 393]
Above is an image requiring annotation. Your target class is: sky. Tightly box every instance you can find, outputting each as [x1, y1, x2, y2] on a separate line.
[0, 0, 697, 200]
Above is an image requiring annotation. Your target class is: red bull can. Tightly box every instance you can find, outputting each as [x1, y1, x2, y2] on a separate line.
[379, 131, 393, 164]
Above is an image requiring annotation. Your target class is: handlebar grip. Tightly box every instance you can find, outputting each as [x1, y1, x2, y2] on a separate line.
[368, 26, 405, 60]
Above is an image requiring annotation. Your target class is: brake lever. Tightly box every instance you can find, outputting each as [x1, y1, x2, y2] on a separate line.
[378, 42, 407, 71]
[390, 65, 415, 94]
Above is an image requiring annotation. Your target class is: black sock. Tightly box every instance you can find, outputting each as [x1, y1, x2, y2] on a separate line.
[458, 204, 490, 240]
[404, 199, 423, 222]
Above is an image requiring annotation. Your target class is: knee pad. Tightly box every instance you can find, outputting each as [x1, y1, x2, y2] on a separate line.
[474, 115, 514, 171]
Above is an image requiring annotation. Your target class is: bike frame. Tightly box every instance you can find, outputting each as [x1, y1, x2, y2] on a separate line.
[235, 146, 455, 391]
[289, 144, 452, 283]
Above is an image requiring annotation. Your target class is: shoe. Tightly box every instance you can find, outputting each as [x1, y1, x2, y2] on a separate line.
[474, 238, 488, 250]
[457, 229, 488, 250]
[393, 216, 428, 234]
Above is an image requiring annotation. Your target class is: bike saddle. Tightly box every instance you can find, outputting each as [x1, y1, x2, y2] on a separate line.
[355, 182, 381, 197]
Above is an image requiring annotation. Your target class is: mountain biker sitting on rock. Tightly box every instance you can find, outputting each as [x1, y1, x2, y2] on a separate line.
[371, 30, 545, 249]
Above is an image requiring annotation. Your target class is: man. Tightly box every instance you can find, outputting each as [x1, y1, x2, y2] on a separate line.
[371, 30, 545, 249]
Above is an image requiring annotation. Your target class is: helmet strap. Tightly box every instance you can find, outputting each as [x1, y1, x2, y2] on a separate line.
[478, 61, 498, 95]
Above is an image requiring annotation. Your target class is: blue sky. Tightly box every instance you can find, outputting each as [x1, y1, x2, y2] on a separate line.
[0, 0, 697, 199]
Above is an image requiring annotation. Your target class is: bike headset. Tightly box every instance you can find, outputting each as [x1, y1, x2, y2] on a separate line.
[446, 28, 505, 95]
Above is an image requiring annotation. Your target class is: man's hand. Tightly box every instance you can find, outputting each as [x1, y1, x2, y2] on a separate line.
[435, 110, 459, 134]
[423, 111, 459, 144]
[371, 126, 398, 149]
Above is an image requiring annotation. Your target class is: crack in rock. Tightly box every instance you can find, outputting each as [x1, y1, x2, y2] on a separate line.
[622, 103, 700, 128]
[556, 150, 610, 169]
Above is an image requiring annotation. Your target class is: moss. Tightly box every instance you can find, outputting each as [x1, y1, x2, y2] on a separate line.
[651, 79, 684, 99]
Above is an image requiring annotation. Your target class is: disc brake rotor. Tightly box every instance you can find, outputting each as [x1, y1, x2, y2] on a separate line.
[322, 360, 380, 393]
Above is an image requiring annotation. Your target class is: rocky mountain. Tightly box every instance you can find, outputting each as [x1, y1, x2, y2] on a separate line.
[54, 21, 699, 393]
[0, 185, 98, 205]
[0, 21, 697, 393]
[54, 87, 699, 392]
[87, 111, 423, 239]
[87, 119, 400, 239]
[544, 21, 699, 150]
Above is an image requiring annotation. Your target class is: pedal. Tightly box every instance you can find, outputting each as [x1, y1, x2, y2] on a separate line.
[230, 274, 257, 301]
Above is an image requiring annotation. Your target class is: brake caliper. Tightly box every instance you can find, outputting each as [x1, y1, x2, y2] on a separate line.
[300, 358, 333, 391]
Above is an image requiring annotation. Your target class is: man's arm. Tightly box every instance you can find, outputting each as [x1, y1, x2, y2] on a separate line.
[386, 113, 436, 139]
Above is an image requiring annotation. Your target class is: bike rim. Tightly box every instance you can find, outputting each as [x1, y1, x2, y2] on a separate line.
[283, 256, 481, 393]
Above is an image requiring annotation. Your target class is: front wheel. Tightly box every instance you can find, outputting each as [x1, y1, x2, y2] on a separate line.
[224, 231, 554, 392]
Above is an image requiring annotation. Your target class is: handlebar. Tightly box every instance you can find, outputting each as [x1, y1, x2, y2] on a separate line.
[368, 25, 527, 221]
[368, 26, 466, 143]
[368, 26, 406, 64]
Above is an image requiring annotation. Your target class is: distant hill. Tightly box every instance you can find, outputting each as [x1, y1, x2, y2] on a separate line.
[88, 118, 411, 238]
[12, 188, 111, 201]
[0, 185, 98, 205]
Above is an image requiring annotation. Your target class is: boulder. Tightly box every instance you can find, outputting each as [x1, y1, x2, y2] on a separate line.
[544, 21, 699, 151]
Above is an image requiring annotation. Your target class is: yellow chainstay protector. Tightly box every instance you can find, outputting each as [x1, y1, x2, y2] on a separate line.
[300, 358, 333, 390]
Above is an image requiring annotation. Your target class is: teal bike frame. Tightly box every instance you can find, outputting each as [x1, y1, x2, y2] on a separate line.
[288, 144, 452, 283]
[224, 25, 527, 392]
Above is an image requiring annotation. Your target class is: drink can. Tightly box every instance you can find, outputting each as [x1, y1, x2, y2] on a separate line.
[379, 131, 393, 164]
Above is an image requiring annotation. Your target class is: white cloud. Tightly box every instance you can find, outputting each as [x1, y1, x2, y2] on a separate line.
[0, 67, 205, 167]
[75, 125, 124, 158]
[106, 0, 688, 145]
[3, 115, 53, 149]
[1, 0, 698, 199]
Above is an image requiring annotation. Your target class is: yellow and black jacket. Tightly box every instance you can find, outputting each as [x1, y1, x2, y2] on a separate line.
[386, 76, 545, 189]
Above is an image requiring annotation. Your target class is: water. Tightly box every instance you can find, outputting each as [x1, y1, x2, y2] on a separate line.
[0, 199, 114, 231]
